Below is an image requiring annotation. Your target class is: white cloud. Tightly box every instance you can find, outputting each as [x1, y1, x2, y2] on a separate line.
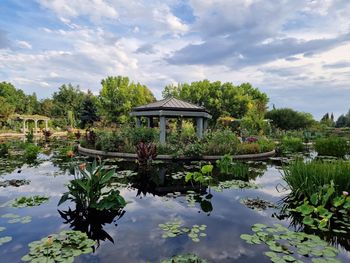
[38, 0, 118, 21]
[16, 40, 32, 49]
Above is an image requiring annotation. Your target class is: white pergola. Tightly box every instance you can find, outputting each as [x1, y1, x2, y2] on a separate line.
[130, 98, 212, 144]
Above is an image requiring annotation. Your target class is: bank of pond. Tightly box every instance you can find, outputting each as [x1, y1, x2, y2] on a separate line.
[0, 134, 349, 262]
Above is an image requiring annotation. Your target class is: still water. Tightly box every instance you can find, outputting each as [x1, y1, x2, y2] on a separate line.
[0, 149, 349, 262]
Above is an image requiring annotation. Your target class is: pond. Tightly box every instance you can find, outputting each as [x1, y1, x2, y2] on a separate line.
[0, 141, 349, 263]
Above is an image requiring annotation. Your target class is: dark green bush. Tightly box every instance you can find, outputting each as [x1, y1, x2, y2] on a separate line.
[24, 144, 41, 161]
[315, 137, 349, 157]
[96, 131, 125, 152]
[204, 130, 240, 155]
[0, 142, 9, 157]
[280, 136, 304, 153]
[127, 127, 158, 145]
[183, 141, 204, 158]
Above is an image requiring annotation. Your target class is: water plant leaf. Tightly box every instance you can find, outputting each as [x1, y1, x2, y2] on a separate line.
[0, 236, 12, 246]
[11, 195, 49, 208]
[21, 230, 95, 262]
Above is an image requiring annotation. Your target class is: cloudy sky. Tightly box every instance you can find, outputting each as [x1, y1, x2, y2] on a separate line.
[0, 0, 349, 119]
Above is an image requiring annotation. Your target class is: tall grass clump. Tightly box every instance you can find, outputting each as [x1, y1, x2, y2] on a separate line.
[280, 136, 304, 153]
[283, 160, 350, 198]
[315, 137, 349, 157]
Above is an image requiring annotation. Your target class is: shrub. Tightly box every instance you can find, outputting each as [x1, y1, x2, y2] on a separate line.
[237, 143, 260, 155]
[280, 136, 304, 153]
[127, 127, 158, 145]
[183, 141, 204, 158]
[24, 143, 41, 161]
[204, 130, 240, 155]
[96, 131, 125, 152]
[0, 142, 9, 157]
[283, 160, 350, 198]
[257, 138, 275, 152]
[315, 137, 349, 157]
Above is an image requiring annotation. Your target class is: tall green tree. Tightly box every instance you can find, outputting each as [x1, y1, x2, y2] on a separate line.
[98, 76, 155, 123]
[265, 108, 314, 130]
[79, 91, 99, 128]
[51, 84, 85, 119]
[162, 80, 268, 122]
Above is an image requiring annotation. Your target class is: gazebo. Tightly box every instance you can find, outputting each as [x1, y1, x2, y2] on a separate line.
[130, 98, 212, 144]
[11, 114, 50, 134]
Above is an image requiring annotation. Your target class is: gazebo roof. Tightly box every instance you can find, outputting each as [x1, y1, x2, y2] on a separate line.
[132, 97, 208, 113]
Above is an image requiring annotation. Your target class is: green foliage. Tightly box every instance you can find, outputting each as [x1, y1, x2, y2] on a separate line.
[162, 81, 268, 123]
[0, 142, 9, 157]
[58, 161, 127, 210]
[280, 136, 304, 153]
[283, 160, 350, 198]
[11, 196, 49, 208]
[1, 213, 32, 224]
[216, 155, 249, 179]
[21, 230, 95, 262]
[159, 219, 207, 243]
[95, 131, 125, 152]
[25, 129, 34, 143]
[127, 126, 158, 145]
[204, 129, 240, 155]
[212, 179, 259, 192]
[183, 141, 204, 158]
[24, 143, 41, 161]
[185, 164, 213, 186]
[315, 137, 349, 157]
[266, 108, 314, 130]
[98, 76, 155, 123]
[51, 84, 85, 120]
[240, 223, 340, 262]
[161, 254, 208, 263]
[257, 138, 275, 152]
[237, 143, 260, 154]
[240, 198, 276, 211]
[79, 91, 99, 128]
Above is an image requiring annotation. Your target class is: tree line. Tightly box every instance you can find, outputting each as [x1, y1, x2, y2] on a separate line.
[2, 76, 346, 131]
[0, 77, 270, 129]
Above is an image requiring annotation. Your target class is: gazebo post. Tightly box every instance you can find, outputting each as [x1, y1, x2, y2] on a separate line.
[23, 119, 26, 134]
[45, 120, 48, 130]
[34, 120, 38, 134]
[203, 119, 208, 132]
[136, 117, 141, 127]
[160, 116, 166, 144]
[147, 117, 152, 128]
[196, 117, 203, 138]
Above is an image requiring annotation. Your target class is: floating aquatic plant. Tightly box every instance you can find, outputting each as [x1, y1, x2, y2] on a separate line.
[11, 195, 49, 208]
[161, 253, 208, 263]
[159, 219, 207, 242]
[1, 213, 32, 224]
[240, 223, 340, 262]
[0, 227, 11, 246]
[21, 230, 95, 262]
[240, 198, 276, 211]
[0, 236, 12, 246]
[212, 179, 259, 192]
[168, 171, 186, 180]
[0, 179, 30, 188]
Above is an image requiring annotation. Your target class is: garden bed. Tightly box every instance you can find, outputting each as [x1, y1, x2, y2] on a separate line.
[77, 144, 275, 161]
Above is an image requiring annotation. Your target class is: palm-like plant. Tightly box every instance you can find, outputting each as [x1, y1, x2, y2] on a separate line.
[58, 161, 126, 210]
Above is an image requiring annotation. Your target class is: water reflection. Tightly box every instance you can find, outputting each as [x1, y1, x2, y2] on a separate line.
[58, 207, 125, 247]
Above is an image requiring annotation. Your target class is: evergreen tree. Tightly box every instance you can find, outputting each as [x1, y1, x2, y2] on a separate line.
[79, 91, 99, 128]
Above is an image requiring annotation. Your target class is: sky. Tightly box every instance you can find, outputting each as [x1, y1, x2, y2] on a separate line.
[0, 0, 349, 120]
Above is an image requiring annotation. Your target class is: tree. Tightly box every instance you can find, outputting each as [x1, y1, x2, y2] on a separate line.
[79, 91, 99, 128]
[162, 80, 268, 122]
[51, 84, 85, 119]
[320, 112, 334, 127]
[98, 76, 155, 124]
[265, 108, 314, 130]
